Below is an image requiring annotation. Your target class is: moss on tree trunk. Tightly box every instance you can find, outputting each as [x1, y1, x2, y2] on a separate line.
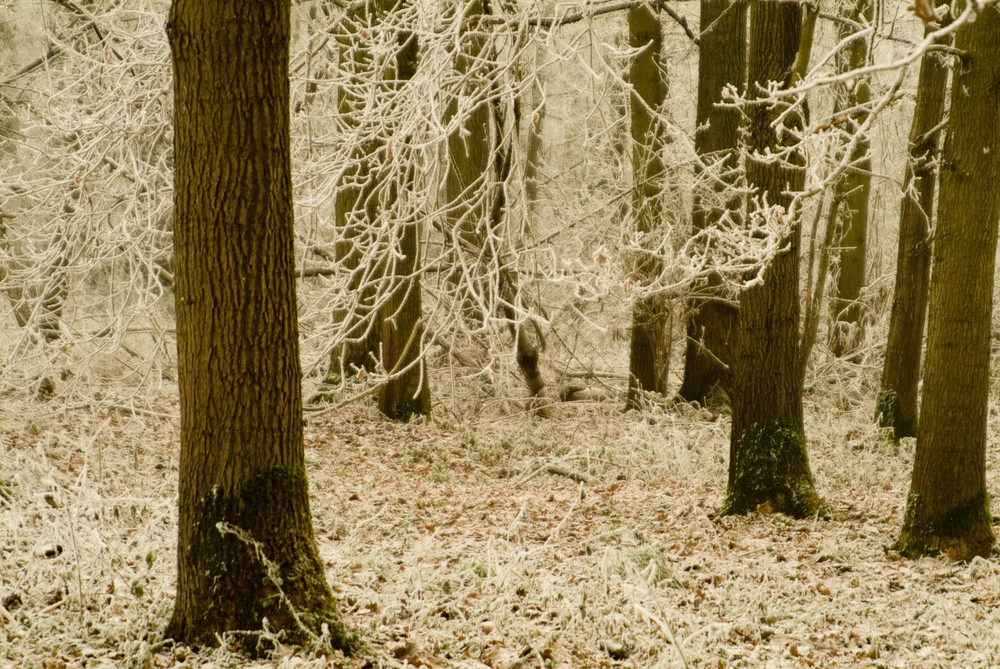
[723, 418, 821, 517]
[896, 490, 993, 560]
[874, 388, 916, 440]
[166, 466, 357, 653]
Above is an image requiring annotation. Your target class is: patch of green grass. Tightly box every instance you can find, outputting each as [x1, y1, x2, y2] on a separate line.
[464, 558, 493, 579]
[628, 545, 678, 587]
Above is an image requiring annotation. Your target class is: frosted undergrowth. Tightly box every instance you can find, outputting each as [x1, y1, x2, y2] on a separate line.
[2, 364, 1000, 668]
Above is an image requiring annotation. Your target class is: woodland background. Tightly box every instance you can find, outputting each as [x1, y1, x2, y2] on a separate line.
[1, 0, 1000, 667]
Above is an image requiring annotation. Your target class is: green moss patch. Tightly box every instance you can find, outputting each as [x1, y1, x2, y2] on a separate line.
[704, 384, 732, 415]
[386, 396, 429, 423]
[896, 489, 995, 560]
[874, 388, 917, 440]
[169, 464, 360, 656]
[873, 388, 898, 430]
[722, 417, 822, 518]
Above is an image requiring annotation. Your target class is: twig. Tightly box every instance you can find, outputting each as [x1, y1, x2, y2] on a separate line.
[430, 333, 480, 369]
[476, 0, 699, 46]
[65, 506, 85, 620]
[297, 264, 337, 279]
[545, 464, 592, 484]
[71, 402, 178, 421]
[545, 482, 584, 543]
[1, 44, 63, 87]
[304, 383, 381, 418]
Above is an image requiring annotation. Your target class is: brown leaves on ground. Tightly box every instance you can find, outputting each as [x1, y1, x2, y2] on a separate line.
[1, 393, 1000, 667]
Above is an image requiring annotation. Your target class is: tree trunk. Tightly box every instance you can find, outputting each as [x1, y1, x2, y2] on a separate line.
[791, 2, 818, 85]
[798, 189, 844, 385]
[445, 0, 550, 413]
[677, 0, 746, 405]
[876, 28, 951, 440]
[896, 7, 1000, 561]
[379, 30, 432, 421]
[165, 0, 355, 651]
[829, 0, 874, 357]
[523, 77, 545, 215]
[493, 101, 550, 415]
[625, 1, 669, 410]
[724, 0, 819, 518]
[327, 1, 385, 383]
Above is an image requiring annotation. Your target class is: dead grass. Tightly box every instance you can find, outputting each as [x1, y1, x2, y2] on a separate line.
[2, 373, 1000, 669]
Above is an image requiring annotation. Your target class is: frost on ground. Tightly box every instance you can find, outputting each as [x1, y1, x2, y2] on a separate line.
[1, 384, 1000, 669]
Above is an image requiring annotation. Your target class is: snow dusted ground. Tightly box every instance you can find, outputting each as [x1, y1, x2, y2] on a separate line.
[2, 375, 999, 668]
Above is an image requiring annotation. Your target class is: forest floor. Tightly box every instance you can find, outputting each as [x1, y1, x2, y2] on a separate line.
[2, 373, 1000, 669]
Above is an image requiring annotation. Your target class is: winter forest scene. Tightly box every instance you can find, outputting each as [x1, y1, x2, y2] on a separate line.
[1, 0, 1000, 666]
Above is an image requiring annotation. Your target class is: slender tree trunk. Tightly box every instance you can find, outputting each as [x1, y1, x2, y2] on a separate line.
[677, 0, 746, 404]
[724, 0, 820, 518]
[327, 2, 384, 383]
[829, 0, 874, 357]
[876, 28, 951, 439]
[791, 0, 826, 382]
[165, 0, 355, 651]
[445, 0, 492, 324]
[445, 0, 550, 412]
[798, 190, 845, 385]
[523, 77, 545, 215]
[379, 30, 432, 421]
[792, 2, 818, 85]
[378, 206, 431, 420]
[625, 1, 669, 410]
[492, 97, 550, 415]
[896, 6, 1000, 561]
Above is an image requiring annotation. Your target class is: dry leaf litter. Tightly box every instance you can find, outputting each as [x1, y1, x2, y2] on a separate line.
[2, 374, 1000, 669]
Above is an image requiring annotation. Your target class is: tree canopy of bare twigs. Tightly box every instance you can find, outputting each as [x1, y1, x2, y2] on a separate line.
[0, 0, 986, 415]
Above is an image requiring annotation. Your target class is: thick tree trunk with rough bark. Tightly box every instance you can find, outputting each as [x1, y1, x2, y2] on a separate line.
[677, 0, 745, 405]
[165, 0, 355, 651]
[379, 30, 432, 421]
[896, 7, 1000, 561]
[876, 28, 951, 440]
[829, 0, 874, 357]
[625, 1, 669, 410]
[724, 0, 820, 518]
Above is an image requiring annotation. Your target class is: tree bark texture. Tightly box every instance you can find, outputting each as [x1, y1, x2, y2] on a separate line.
[378, 30, 432, 421]
[877, 28, 951, 440]
[725, 0, 819, 518]
[165, 0, 354, 651]
[896, 6, 1000, 561]
[626, 1, 670, 410]
[678, 0, 745, 404]
[830, 0, 874, 357]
